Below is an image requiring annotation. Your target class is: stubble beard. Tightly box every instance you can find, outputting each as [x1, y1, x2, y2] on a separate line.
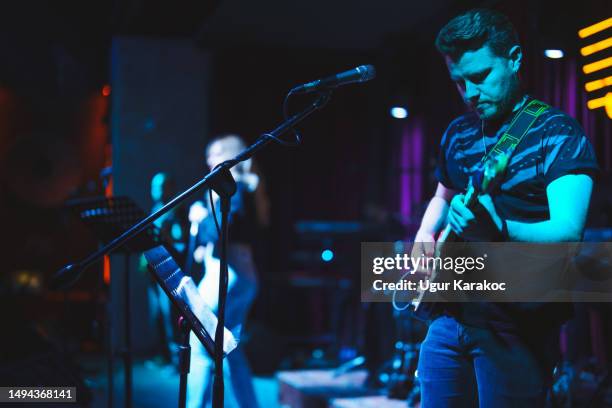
[480, 80, 521, 123]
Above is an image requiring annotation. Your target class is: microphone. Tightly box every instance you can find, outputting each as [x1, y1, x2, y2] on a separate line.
[290, 65, 376, 94]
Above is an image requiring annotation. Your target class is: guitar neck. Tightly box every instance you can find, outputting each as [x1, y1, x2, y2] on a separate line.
[438, 183, 479, 245]
[463, 183, 480, 208]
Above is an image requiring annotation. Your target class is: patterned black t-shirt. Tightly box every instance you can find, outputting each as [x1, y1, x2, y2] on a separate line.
[435, 98, 599, 222]
[434, 97, 599, 330]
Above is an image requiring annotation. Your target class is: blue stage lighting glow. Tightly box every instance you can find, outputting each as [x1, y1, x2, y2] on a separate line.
[321, 249, 334, 262]
[544, 49, 564, 59]
[390, 106, 408, 119]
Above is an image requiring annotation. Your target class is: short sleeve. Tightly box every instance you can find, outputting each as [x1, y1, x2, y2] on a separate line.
[542, 117, 599, 184]
[434, 122, 457, 190]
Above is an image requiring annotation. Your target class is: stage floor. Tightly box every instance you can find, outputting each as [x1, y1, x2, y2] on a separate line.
[86, 359, 280, 408]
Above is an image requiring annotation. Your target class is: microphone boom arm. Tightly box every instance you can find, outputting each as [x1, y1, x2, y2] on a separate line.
[53, 90, 333, 289]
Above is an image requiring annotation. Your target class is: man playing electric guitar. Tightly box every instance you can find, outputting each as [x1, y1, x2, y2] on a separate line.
[186, 134, 262, 408]
[411, 9, 599, 407]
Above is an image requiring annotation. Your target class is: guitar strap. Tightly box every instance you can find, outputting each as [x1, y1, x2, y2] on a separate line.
[481, 98, 550, 165]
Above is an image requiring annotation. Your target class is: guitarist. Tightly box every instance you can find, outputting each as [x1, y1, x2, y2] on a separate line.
[412, 9, 599, 407]
[186, 134, 264, 408]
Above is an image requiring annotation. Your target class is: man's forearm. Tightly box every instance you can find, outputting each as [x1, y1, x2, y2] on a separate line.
[507, 218, 583, 242]
[418, 196, 450, 236]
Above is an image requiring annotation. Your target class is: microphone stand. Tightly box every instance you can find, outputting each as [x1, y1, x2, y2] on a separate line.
[54, 90, 333, 408]
[177, 317, 190, 408]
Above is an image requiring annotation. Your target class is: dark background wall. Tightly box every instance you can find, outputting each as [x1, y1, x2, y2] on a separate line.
[110, 37, 211, 350]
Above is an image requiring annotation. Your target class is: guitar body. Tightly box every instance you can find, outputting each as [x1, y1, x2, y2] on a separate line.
[199, 242, 238, 312]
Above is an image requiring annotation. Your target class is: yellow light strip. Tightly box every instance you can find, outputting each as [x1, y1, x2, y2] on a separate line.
[579, 17, 612, 38]
[587, 94, 608, 109]
[581, 37, 612, 56]
[585, 76, 612, 92]
[583, 56, 612, 74]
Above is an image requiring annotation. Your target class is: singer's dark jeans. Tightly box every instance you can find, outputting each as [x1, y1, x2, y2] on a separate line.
[417, 315, 559, 408]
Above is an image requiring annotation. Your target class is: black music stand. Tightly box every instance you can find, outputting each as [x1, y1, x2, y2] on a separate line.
[143, 245, 237, 408]
[65, 196, 160, 408]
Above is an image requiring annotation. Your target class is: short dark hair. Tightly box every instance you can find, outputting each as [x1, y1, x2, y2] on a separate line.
[435, 9, 520, 61]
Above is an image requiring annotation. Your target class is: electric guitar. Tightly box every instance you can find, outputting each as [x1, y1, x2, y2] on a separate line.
[410, 152, 510, 320]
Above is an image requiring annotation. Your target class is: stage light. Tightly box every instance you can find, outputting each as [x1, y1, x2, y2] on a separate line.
[104, 255, 110, 284]
[391, 106, 408, 119]
[544, 49, 564, 59]
[587, 92, 611, 109]
[581, 37, 612, 56]
[579, 17, 612, 120]
[102, 84, 111, 97]
[585, 76, 612, 92]
[321, 249, 334, 262]
[586, 93, 612, 119]
[583, 57, 612, 74]
[579, 17, 612, 39]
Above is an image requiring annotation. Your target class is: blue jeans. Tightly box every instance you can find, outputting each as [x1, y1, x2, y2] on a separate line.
[417, 315, 559, 408]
